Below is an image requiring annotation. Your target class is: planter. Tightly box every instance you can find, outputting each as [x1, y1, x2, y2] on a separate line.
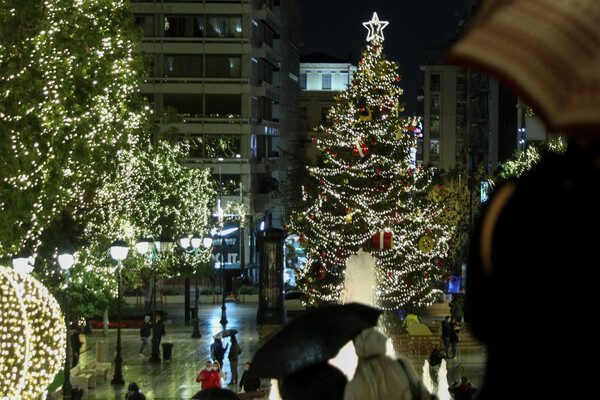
[124, 296, 144, 306]
[163, 295, 185, 304]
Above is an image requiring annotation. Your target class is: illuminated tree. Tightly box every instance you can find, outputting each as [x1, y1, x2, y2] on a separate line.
[0, 0, 146, 259]
[0, 1, 216, 318]
[287, 13, 453, 313]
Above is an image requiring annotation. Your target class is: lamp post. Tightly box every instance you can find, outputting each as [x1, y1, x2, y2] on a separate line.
[110, 240, 129, 385]
[58, 250, 75, 399]
[136, 237, 172, 363]
[179, 233, 213, 338]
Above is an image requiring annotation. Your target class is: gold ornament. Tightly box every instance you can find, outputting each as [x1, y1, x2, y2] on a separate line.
[418, 235, 435, 253]
[345, 214, 353, 223]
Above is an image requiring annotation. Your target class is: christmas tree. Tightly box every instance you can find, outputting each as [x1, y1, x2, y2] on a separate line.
[288, 13, 453, 313]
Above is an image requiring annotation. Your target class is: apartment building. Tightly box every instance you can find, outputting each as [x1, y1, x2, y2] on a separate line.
[132, 0, 300, 275]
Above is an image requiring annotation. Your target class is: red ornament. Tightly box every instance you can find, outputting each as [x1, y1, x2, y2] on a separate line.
[372, 231, 393, 249]
[396, 77, 401, 82]
[316, 266, 327, 280]
[351, 141, 369, 157]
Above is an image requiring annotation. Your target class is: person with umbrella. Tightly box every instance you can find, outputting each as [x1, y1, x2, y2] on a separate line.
[446, 1, 600, 398]
[210, 338, 228, 372]
[248, 303, 381, 400]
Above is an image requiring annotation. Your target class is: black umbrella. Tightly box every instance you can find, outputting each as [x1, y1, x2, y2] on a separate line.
[249, 302, 381, 379]
[190, 387, 240, 400]
[213, 329, 239, 339]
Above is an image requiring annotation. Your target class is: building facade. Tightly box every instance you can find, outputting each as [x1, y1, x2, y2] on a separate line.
[132, 0, 300, 276]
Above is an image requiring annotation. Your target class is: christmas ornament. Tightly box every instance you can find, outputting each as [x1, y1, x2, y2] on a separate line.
[351, 141, 369, 157]
[363, 12, 389, 42]
[418, 235, 435, 253]
[372, 230, 393, 249]
[358, 107, 373, 121]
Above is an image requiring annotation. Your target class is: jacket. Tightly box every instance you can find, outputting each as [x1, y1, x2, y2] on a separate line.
[196, 369, 220, 389]
[344, 328, 432, 400]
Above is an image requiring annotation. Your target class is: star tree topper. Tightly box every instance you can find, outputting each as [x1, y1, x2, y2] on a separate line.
[363, 12, 389, 42]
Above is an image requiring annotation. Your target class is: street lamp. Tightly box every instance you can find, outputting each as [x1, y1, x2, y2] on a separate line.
[136, 237, 172, 363]
[58, 250, 75, 400]
[179, 233, 213, 338]
[12, 253, 34, 275]
[110, 240, 129, 385]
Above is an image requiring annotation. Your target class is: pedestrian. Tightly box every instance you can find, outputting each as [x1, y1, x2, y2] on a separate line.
[125, 382, 146, 400]
[344, 327, 431, 400]
[152, 313, 166, 358]
[70, 326, 83, 367]
[448, 376, 477, 400]
[227, 335, 242, 385]
[210, 338, 228, 371]
[450, 318, 461, 359]
[429, 344, 444, 367]
[429, 344, 445, 395]
[441, 316, 452, 358]
[196, 360, 220, 390]
[450, 292, 465, 322]
[139, 315, 151, 356]
[213, 361, 227, 387]
[239, 362, 260, 393]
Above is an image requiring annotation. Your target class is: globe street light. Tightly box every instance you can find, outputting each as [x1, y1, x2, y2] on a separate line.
[58, 250, 75, 400]
[136, 237, 172, 363]
[110, 240, 129, 385]
[179, 233, 213, 338]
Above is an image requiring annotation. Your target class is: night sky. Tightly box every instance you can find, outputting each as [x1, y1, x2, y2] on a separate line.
[298, 0, 465, 114]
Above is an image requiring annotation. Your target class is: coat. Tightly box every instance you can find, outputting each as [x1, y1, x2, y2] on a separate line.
[228, 342, 241, 361]
[344, 328, 432, 400]
[196, 368, 221, 390]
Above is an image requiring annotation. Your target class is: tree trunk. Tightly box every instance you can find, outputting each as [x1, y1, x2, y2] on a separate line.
[103, 308, 109, 337]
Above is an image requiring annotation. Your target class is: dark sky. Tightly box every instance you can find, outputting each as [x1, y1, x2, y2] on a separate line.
[298, 0, 465, 114]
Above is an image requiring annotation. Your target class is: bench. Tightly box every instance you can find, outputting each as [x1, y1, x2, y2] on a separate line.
[85, 359, 111, 384]
[71, 364, 96, 390]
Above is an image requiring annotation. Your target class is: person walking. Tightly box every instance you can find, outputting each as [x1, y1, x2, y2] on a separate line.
[70, 326, 83, 367]
[227, 335, 242, 385]
[441, 316, 453, 358]
[125, 382, 146, 400]
[213, 361, 227, 387]
[450, 318, 461, 359]
[448, 376, 477, 400]
[196, 360, 220, 390]
[450, 292, 465, 322]
[210, 338, 228, 371]
[152, 313, 166, 359]
[239, 362, 260, 393]
[139, 315, 151, 356]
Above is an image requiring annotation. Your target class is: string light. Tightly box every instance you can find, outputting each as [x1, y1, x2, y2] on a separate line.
[288, 14, 454, 312]
[0, 266, 65, 399]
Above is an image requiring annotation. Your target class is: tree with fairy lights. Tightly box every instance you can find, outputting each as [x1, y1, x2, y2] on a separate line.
[0, 0, 216, 320]
[287, 13, 453, 313]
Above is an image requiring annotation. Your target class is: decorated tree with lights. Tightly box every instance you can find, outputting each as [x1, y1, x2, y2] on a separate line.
[0, 0, 146, 259]
[0, 0, 216, 320]
[287, 13, 453, 313]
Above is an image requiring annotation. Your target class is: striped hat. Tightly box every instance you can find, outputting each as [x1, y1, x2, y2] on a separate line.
[447, 0, 600, 135]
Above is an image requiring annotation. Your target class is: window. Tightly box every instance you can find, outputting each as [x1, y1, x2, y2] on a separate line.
[430, 115, 440, 138]
[299, 73, 307, 89]
[163, 93, 203, 117]
[134, 14, 155, 36]
[321, 73, 331, 90]
[205, 55, 242, 78]
[164, 15, 204, 37]
[205, 94, 241, 117]
[430, 94, 440, 111]
[206, 15, 243, 38]
[430, 140, 440, 155]
[163, 55, 203, 78]
[430, 73, 441, 91]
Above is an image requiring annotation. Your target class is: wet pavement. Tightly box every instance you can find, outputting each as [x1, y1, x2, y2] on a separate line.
[67, 301, 486, 400]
